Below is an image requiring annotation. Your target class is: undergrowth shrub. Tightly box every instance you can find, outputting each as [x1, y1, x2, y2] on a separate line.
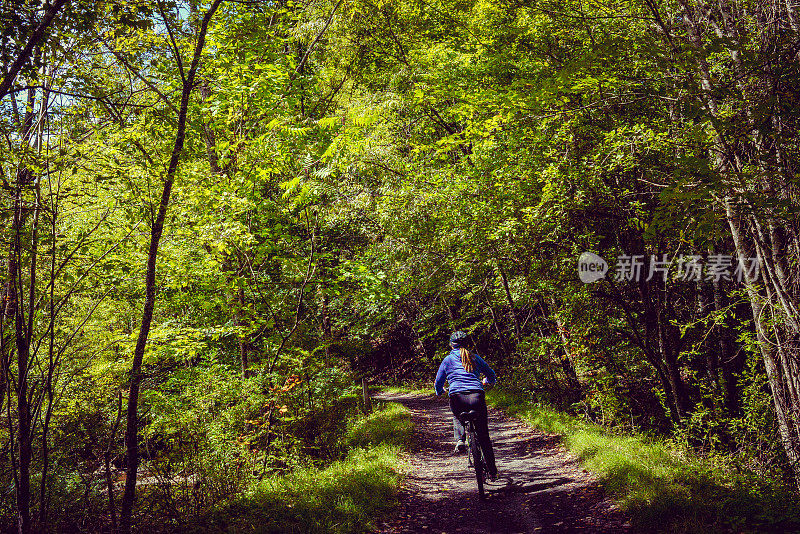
[201, 445, 403, 534]
[195, 400, 411, 534]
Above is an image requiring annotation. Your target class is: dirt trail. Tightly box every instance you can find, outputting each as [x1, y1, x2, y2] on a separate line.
[373, 392, 632, 534]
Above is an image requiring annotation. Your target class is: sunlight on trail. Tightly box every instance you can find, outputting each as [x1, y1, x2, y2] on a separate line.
[374, 392, 630, 533]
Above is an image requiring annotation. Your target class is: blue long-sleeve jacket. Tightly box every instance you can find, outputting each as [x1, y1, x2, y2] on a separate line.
[434, 349, 496, 395]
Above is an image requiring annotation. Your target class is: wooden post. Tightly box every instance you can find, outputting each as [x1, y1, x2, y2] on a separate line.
[362, 378, 372, 414]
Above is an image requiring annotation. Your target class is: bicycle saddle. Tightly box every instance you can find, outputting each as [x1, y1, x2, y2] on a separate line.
[458, 410, 479, 422]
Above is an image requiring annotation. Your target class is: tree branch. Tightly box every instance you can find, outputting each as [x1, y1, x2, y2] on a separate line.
[0, 0, 69, 99]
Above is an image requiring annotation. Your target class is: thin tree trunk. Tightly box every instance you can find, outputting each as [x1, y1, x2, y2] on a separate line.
[319, 283, 331, 359]
[15, 174, 40, 534]
[0, 333, 6, 422]
[119, 3, 224, 531]
[9, 79, 41, 534]
[12, 221, 30, 534]
[105, 390, 123, 533]
[496, 259, 521, 344]
[638, 269, 686, 423]
[38, 187, 58, 531]
[607, 276, 682, 423]
[268, 228, 316, 374]
[712, 278, 739, 415]
[480, 276, 508, 355]
[697, 278, 720, 391]
[238, 285, 248, 376]
[199, 82, 221, 174]
[549, 298, 580, 391]
[658, 316, 688, 420]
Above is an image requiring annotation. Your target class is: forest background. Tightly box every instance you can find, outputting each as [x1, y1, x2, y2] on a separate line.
[2, 0, 800, 532]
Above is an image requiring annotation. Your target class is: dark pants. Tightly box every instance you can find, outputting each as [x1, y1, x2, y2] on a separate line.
[449, 390, 497, 475]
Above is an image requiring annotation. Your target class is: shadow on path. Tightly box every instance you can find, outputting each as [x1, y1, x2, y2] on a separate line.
[373, 392, 631, 534]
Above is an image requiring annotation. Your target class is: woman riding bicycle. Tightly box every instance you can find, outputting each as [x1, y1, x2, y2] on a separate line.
[434, 330, 498, 480]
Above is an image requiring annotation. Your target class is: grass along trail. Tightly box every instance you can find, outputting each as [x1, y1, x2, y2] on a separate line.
[373, 391, 630, 533]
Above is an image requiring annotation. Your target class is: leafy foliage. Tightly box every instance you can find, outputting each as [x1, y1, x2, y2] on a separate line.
[2, 0, 800, 530]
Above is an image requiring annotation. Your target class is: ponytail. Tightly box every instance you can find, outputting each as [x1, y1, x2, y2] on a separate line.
[460, 347, 474, 373]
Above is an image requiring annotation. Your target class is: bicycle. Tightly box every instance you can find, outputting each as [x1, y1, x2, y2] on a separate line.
[458, 409, 488, 500]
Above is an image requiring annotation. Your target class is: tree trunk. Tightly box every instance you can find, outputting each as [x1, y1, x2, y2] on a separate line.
[319, 283, 331, 359]
[199, 82, 221, 174]
[549, 297, 580, 391]
[238, 285, 249, 376]
[105, 390, 123, 533]
[727, 198, 800, 488]
[481, 276, 508, 356]
[496, 258, 521, 344]
[6, 80, 40, 534]
[13, 197, 32, 534]
[119, 3, 224, 531]
[636, 266, 687, 423]
[13, 173, 40, 534]
[696, 275, 718, 391]
[712, 278, 740, 416]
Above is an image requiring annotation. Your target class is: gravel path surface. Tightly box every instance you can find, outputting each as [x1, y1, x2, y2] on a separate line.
[373, 392, 632, 534]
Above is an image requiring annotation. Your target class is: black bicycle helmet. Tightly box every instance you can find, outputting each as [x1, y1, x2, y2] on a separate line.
[450, 330, 468, 347]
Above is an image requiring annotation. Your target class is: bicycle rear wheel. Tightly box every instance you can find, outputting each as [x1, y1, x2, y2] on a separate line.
[469, 428, 486, 499]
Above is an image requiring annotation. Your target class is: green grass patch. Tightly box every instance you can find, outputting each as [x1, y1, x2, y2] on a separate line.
[200, 403, 411, 534]
[487, 389, 800, 533]
[345, 402, 413, 448]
